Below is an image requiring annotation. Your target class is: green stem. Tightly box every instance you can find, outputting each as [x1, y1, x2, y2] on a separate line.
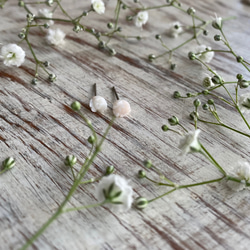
[63, 201, 106, 213]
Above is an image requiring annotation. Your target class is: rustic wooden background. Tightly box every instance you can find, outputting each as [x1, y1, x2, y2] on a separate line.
[1, 0, 250, 249]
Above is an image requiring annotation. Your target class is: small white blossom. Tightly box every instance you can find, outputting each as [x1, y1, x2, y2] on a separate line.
[1, 44, 25, 67]
[235, 161, 250, 181]
[38, 8, 54, 25]
[169, 22, 183, 38]
[91, 0, 105, 14]
[194, 44, 214, 63]
[135, 11, 149, 28]
[202, 75, 214, 88]
[89, 96, 107, 113]
[212, 14, 222, 29]
[96, 175, 133, 212]
[113, 100, 131, 118]
[238, 93, 250, 114]
[46, 28, 65, 46]
[179, 129, 201, 155]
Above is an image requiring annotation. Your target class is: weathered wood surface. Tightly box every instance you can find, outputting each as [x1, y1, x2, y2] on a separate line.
[1, 0, 250, 249]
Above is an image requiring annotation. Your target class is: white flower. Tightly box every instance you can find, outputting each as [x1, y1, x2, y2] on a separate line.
[89, 96, 107, 113]
[212, 14, 222, 29]
[91, 0, 105, 14]
[96, 175, 133, 212]
[202, 75, 214, 88]
[169, 21, 183, 38]
[179, 129, 201, 155]
[38, 8, 54, 25]
[238, 93, 250, 114]
[1, 44, 25, 67]
[135, 11, 149, 28]
[235, 161, 250, 181]
[194, 44, 214, 63]
[46, 28, 65, 46]
[113, 100, 131, 118]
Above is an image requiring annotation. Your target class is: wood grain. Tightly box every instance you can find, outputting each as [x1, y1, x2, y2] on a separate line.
[1, 0, 250, 249]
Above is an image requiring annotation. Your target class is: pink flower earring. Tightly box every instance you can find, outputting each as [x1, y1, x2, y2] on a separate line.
[89, 83, 108, 113]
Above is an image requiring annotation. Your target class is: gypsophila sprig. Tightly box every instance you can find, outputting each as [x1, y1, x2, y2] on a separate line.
[1, 44, 25, 67]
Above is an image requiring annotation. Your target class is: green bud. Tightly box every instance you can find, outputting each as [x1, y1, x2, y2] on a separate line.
[148, 54, 156, 62]
[18, 1, 25, 7]
[82, 11, 88, 16]
[239, 80, 249, 89]
[98, 41, 105, 49]
[88, 135, 96, 144]
[212, 18, 222, 30]
[173, 91, 181, 98]
[46, 0, 54, 7]
[193, 99, 201, 107]
[71, 101, 81, 111]
[187, 7, 196, 15]
[186, 93, 192, 97]
[202, 103, 209, 110]
[44, 23, 50, 29]
[109, 48, 116, 56]
[170, 63, 176, 70]
[207, 99, 214, 105]
[143, 160, 152, 168]
[161, 124, 169, 131]
[48, 73, 57, 82]
[126, 15, 133, 21]
[122, 4, 127, 9]
[203, 30, 208, 36]
[117, 27, 122, 32]
[202, 89, 209, 95]
[31, 78, 38, 85]
[236, 74, 243, 80]
[136, 36, 141, 41]
[2, 157, 15, 170]
[73, 25, 82, 33]
[107, 22, 114, 29]
[43, 61, 50, 67]
[168, 115, 179, 126]
[105, 165, 115, 175]
[214, 34, 221, 41]
[190, 111, 199, 120]
[188, 52, 196, 60]
[212, 74, 223, 85]
[134, 197, 148, 209]
[236, 56, 243, 63]
[64, 155, 77, 167]
[155, 34, 161, 40]
[138, 170, 146, 178]
[95, 32, 101, 38]
[18, 32, 25, 39]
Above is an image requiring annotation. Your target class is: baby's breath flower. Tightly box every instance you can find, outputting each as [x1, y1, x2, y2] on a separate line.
[1, 44, 25, 67]
[134, 11, 149, 28]
[113, 100, 131, 118]
[38, 8, 54, 25]
[238, 93, 250, 114]
[179, 129, 201, 155]
[2, 157, 15, 171]
[89, 96, 107, 113]
[91, 0, 105, 14]
[194, 45, 214, 63]
[203, 75, 214, 88]
[235, 161, 250, 181]
[169, 21, 183, 38]
[134, 197, 148, 209]
[212, 15, 222, 30]
[46, 28, 65, 46]
[96, 175, 133, 212]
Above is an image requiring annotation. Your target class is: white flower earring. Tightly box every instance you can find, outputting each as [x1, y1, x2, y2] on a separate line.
[89, 83, 107, 113]
[112, 87, 131, 118]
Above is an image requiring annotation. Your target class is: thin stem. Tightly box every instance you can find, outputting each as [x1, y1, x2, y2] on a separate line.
[148, 188, 177, 203]
[63, 201, 106, 213]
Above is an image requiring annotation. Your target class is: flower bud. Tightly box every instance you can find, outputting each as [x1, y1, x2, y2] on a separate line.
[143, 160, 152, 168]
[236, 56, 243, 63]
[98, 41, 105, 49]
[48, 73, 57, 82]
[73, 25, 82, 33]
[202, 90, 209, 95]
[193, 99, 201, 107]
[212, 74, 223, 85]
[126, 15, 133, 21]
[136, 36, 141, 41]
[122, 4, 127, 9]
[88, 135, 96, 144]
[170, 63, 176, 70]
[189, 111, 199, 120]
[236, 74, 243, 80]
[134, 197, 148, 209]
[214, 34, 221, 41]
[2, 157, 15, 170]
[109, 48, 116, 56]
[117, 27, 122, 32]
[239, 80, 249, 89]
[82, 11, 88, 16]
[148, 54, 156, 62]
[155, 34, 161, 40]
[71, 101, 81, 111]
[46, 0, 54, 7]
[173, 91, 181, 98]
[44, 23, 50, 29]
[168, 115, 179, 126]
[43, 61, 50, 67]
[188, 52, 196, 60]
[107, 22, 114, 29]
[161, 124, 169, 132]
[207, 99, 214, 105]
[138, 170, 146, 178]
[31, 78, 38, 85]
[203, 30, 208, 36]
[212, 17, 222, 30]
[186, 93, 192, 97]
[18, 1, 25, 7]
[105, 165, 115, 175]
[187, 7, 196, 15]
[202, 103, 209, 110]
[18, 32, 25, 39]
[64, 155, 77, 167]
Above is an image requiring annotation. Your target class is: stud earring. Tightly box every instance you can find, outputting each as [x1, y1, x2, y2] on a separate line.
[89, 83, 108, 113]
[112, 86, 131, 118]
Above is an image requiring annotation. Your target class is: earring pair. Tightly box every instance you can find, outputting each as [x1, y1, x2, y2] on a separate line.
[89, 83, 131, 118]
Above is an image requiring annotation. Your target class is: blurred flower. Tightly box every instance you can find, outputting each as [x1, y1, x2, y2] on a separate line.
[46, 28, 65, 46]
[113, 100, 131, 118]
[179, 129, 201, 155]
[235, 161, 250, 181]
[91, 0, 105, 14]
[96, 175, 133, 212]
[135, 11, 149, 28]
[194, 44, 214, 63]
[1, 44, 25, 67]
[238, 93, 250, 114]
[38, 8, 54, 25]
[89, 96, 107, 113]
[202, 75, 214, 88]
[169, 21, 183, 38]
